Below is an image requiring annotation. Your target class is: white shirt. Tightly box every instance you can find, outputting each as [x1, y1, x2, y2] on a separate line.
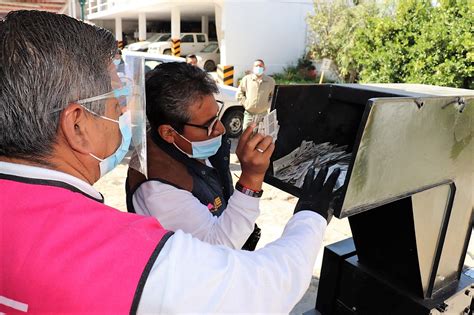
[133, 181, 260, 249]
[1, 162, 327, 314]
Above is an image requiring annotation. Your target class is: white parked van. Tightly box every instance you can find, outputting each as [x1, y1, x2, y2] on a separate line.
[197, 43, 220, 72]
[148, 33, 214, 57]
[126, 33, 171, 52]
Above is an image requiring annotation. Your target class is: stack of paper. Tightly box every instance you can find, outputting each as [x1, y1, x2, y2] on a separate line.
[273, 141, 351, 190]
[256, 109, 279, 143]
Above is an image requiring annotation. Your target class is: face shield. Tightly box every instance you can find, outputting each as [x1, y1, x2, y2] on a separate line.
[83, 62, 147, 176]
[51, 58, 148, 177]
[120, 54, 147, 177]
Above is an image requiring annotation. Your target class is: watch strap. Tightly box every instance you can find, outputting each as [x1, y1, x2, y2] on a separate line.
[235, 181, 263, 198]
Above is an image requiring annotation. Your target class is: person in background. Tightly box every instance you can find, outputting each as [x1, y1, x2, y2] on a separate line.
[0, 10, 340, 314]
[122, 31, 128, 47]
[126, 62, 269, 250]
[236, 59, 276, 130]
[186, 54, 198, 66]
[113, 48, 125, 74]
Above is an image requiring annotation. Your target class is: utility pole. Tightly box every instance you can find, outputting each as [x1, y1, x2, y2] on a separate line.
[79, 0, 86, 21]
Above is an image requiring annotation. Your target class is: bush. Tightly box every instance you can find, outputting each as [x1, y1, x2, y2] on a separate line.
[307, 0, 380, 82]
[272, 65, 316, 85]
[307, 0, 473, 88]
[353, 0, 473, 88]
[272, 56, 320, 84]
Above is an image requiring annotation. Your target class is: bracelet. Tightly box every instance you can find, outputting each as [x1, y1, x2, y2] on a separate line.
[235, 181, 263, 198]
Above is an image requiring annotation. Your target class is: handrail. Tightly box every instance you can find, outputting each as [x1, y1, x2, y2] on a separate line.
[86, 0, 133, 15]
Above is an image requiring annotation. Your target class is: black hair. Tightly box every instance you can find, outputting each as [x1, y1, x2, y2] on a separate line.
[146, 62, 218, 132]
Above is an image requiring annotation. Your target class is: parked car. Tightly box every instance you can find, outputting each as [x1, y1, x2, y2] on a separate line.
[197, 43, 220, 72]
[148, 33, 215, 57]
[122, 51, 244, 137]
[126, 33, 171, 52]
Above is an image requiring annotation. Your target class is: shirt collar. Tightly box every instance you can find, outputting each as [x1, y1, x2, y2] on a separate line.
[251, 74, 268, 81]
[0, 161, 102, 200]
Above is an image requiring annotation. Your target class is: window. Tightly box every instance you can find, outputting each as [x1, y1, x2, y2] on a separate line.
[201, 43, 218, 53]
[196, 35, 206, 43]
[157, 34, 171, 42]
[147, 34, 162, 42]
[181, 35, 194, 43]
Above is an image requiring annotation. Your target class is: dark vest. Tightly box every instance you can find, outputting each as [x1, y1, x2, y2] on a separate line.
[126, 130, 233, 216]
[126, 130, 260, 250]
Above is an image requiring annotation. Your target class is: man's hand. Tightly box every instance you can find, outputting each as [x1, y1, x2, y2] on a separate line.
[293, 166, 341, 223]
[235, 123, 275, 191]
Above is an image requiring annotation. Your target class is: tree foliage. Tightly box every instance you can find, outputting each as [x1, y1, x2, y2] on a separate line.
[307, 0, 380, 82]
[307, 0, 473, 88]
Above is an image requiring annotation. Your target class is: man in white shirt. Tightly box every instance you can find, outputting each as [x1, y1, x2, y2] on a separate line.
[1, 10, 341, 314]
[126, 62, 271, 250]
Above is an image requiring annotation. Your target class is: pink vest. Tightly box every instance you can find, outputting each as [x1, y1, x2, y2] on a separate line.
[0, 178, 171, 314]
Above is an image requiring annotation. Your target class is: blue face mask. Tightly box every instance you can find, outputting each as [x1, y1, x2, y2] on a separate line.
[89, 110, 132, 177]
[253, 66, 264, 76]
[113, 59, 121, 67]
[174, 133, 222, 160]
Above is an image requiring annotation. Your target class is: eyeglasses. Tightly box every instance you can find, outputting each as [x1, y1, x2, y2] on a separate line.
[183, 100, 223, 136]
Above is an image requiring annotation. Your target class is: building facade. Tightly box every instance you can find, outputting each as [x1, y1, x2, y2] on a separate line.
[68, 0, 313, 84]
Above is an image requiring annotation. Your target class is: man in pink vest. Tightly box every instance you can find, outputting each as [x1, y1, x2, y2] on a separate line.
[0, 10, 340, 314]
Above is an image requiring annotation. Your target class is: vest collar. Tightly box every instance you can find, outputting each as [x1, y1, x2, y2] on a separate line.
[0, 161, 103, 201]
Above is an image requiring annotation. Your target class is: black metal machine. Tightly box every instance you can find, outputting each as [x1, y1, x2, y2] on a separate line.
[264, 84, 474, 314]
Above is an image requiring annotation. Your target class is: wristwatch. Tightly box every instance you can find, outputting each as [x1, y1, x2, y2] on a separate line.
[235, 181, 263, 198]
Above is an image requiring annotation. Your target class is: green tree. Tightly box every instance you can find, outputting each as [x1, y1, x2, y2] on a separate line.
[307, 0, 380, 82]
[353, 0, 473, 88]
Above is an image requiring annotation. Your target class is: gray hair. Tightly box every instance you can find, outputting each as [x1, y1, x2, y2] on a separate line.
[0, 10, 117, 163]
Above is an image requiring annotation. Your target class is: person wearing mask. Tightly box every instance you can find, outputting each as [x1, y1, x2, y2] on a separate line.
[236, 59, 276, 130]
[186, 54, 198, 66]
[0, 10, 340, 314]
[126, 62, 269, 250]
[113, 48, 125, 74]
